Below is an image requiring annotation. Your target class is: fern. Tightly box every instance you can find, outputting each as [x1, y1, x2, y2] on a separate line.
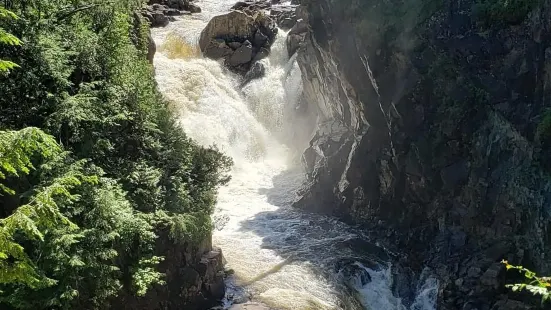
[0, 7, 21, 72]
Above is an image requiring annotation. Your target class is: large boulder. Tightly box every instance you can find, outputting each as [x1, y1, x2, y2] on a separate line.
[199, 9, 278, 82]
[286, 18, 307, 56]
[199, 11, 256, 51]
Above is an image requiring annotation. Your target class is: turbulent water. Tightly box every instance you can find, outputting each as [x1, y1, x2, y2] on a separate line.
[151, 1, 438, 309]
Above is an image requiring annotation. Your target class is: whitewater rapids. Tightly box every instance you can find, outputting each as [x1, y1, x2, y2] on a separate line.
[151, 0, 438, 309]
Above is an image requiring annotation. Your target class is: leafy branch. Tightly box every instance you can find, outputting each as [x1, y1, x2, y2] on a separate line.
[502, 260, 551, 303]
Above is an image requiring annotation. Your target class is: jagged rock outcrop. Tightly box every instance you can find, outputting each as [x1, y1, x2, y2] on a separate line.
[199, 10, 277, 78]
[111, 228, 226, 310]
[229, 1, 299, 31]
[143, 0, 201, 28]
[294, 0, 551, 309]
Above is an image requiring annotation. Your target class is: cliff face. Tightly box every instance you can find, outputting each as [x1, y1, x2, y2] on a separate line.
[294, 0, 551, 308]
[111, 230, 225, 310]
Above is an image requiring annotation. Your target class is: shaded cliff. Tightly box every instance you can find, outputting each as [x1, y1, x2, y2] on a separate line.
[293, 0, 551, 308]
[111, 230, 225, 310]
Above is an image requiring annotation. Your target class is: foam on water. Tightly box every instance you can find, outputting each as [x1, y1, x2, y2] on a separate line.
[151, 2, 438, 309]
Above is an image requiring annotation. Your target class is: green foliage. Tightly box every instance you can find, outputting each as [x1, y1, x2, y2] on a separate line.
[132, 256, 166, 296]
[0, 0, 232, 308]
[502, 260, 551, 304]
[473, 0, 541, 26]
[0, 6, 20, 72]
[536, 109, 551, 143]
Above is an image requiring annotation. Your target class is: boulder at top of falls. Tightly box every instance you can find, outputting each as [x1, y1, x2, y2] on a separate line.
[143, 0, 200, 28]
[199, 8, 277, 83]
[149, 0, 189, 10]
[270, 6, 297, 30]
[199, 11, 256, 51]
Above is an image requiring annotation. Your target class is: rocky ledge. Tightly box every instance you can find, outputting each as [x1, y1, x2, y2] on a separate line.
[111, 228, 226, 310]
[232, 0, 299, 31]
[143, 0, 201, 28]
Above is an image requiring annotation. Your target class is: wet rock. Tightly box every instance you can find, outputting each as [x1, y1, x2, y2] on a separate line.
[143, 0, 201, 27]
[440, 160, 469, 189]
[253, 47, 270, 62]
[145, 10, 170, 27]
[253, 30, 269, 48]
[199, 11, 256, 51]
[338, 263, 372, 287]
[292, 0, 551, 308]
[199, 9, 277, 79]
[188, 3, 201, 13]
[229, 303, 272, 310]
[480, 263, 504, 290]
[231, 0, 271, 11]
[241, 62, 266, 87]
[228, 41, 242, 50]
[491, 300, 532, 310]
[270, 6, 297, 30]
[286, 19, 307, 56]
[110, 231, 225, 309]
[204, 39, 234, 59]
[147, 32, 156, 64]
[229, 44, 253, 66]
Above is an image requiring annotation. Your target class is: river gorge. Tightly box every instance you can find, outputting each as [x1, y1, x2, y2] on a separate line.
[151, 1, 437, 309]
[151, 0, 551, 309]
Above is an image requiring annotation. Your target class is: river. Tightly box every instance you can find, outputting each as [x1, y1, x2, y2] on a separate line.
[151, 1, 438, 309]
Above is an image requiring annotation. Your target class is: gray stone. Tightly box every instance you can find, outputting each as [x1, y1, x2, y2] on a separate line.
[203, 39, 233, 59]
[440, 160, 469, 189]
[253, 47, 270, 62]
[253, 30, 269, 48]
[188, 3, 201, 13]
[199, 11, 256, 51]
[230, 303, 272, 310]
[242, 62, 266, 85]
[228, 41, 243, 50]
[147, 32, 156, 64]
[467, 266, 481, 278]
[229, 45, 253, 66]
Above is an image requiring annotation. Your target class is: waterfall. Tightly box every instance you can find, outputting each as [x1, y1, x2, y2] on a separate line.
[151, 1, 438, 309]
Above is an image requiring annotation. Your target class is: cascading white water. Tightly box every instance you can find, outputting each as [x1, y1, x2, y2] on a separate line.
[151, 1, 438, 309]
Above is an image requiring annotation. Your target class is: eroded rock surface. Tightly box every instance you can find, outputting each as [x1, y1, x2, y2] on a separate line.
[294, 0, 551, 308]
[199, 9, 277, 78]
[143, 0, 201, 28]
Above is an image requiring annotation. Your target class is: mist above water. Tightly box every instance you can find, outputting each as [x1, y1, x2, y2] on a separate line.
[151, 1, 438, 309]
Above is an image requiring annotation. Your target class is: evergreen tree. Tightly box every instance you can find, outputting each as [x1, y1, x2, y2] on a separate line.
[0, 1, 232, 309]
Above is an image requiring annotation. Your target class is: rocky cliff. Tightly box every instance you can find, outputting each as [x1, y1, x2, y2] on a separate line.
[293, 0, 551, 308]
[111, 229, 225, 310]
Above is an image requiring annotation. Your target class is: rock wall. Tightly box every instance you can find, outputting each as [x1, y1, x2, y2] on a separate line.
[293, 0, 551, 308]
[111, 228, 225, 310]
